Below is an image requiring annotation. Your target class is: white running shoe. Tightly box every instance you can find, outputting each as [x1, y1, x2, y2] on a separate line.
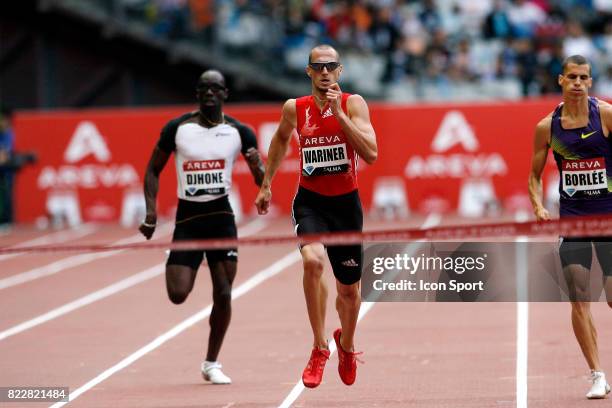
[201, 361, 231, 385]
[586, 371, 611, 399]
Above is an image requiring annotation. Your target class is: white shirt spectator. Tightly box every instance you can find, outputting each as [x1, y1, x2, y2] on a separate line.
[594, 0, 612, 13]
[563, 21, 599, 62]
[507, 0, 546, 36]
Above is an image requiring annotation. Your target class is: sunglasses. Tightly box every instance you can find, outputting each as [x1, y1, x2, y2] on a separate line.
[309, 62, 341, 72]
[197, 83, 226, 92]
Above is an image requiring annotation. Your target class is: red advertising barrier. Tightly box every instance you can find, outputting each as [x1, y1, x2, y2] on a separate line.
[13, 99, 561, 223]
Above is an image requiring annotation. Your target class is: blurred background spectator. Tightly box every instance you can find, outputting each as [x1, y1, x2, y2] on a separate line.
[0, 106, 15, 227]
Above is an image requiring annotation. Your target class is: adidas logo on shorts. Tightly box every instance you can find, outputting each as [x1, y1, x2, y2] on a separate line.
[227, 250, 238, 257]
[341, 259, 359, 267]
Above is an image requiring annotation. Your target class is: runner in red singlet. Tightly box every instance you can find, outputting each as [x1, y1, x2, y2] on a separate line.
[255, 44, 377, 388]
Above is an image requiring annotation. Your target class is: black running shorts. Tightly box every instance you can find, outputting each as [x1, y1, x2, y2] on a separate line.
[167, 196, 238, 270]
[559, 237, 612, 276]
[292, 186, 363, 285]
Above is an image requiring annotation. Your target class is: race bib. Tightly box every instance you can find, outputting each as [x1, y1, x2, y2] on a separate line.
[562, 157, 608, 198]
[302, 143, 350, 176]
[182, 160, 226, 196]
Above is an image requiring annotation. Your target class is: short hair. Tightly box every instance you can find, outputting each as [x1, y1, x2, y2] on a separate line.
[308, 44, 340, 64]
[562, 55, 591, 76]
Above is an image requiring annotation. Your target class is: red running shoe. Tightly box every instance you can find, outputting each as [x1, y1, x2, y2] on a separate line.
[333, 328, 363, 386]
[302, 347, 330, 388]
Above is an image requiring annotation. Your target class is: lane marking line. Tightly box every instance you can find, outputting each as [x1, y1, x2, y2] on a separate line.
[515, 229, 529, 408]
[0, 219, 269, 341]
[0, 225, 98, 262]
[48, 249, 302, 408]
[0, 266, 164, 341]
[0, 224, 174, 290]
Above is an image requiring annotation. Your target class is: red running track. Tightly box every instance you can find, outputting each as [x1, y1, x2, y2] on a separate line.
[0, 214, 610, 407]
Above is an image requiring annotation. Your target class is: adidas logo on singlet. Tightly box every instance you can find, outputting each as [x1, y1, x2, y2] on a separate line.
[321, 108, 333, 119]
[341, 259, 359, 267]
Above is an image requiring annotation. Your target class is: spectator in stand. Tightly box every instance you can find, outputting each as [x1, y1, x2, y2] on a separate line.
[507, 0, 546, 38]
[564, 19, 599, 64]
[368, 6, 401, 82]
[483, 0, 512, 39]
[0, 106, 14, 226]
[419, 0, 443, 34]
[540, 40, 565, 94]
[595, 65, 612, 97]
[515, 37, 539, 95]
[325, 1, 354, 47]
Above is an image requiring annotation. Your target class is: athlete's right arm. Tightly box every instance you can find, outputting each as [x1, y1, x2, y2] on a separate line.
[139, 146, 171, 239]
[528, 116, 552, 221]
[255, 99, 297, 215]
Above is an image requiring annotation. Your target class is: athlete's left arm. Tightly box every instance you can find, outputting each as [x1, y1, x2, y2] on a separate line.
[327, 84, 377, 164]
[238, 123, 265, 187]
[225, 115, 265, 186]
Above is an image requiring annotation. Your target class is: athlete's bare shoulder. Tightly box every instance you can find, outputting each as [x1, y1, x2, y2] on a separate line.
[282, 98, 297, 112]
[535, 112, 553, 132]
[281, 99, 297, 124]
[598, 100, 612, 116]
[596, 97, 612, 108]
[347, 93, 366, 104]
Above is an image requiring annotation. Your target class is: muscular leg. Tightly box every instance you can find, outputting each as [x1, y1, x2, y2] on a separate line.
[206, 259, 237, 362]
[335, 280, 360, 351]
[166, 265, 198, 304]
[566, 264, 602, 371]
[301, 243, 328, 349]
[571, 301, 601, 371]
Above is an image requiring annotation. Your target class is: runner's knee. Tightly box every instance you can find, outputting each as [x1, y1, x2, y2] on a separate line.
[168, 288, 190, 304]
[213, 286, 232, 307]
[302, 247, 325, 277]
[166, 265, 196, 304]
[337, 283, 359, 301]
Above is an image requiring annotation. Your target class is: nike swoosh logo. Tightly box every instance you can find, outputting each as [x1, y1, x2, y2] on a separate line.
[581, 131, 598, 139]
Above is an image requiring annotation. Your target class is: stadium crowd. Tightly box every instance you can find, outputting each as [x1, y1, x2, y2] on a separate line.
[117, 0, 612, 97]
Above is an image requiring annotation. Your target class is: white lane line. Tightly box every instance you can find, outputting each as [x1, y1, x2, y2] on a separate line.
[0, 218, 269, 342]
[278, 216, 441, 408]
[0, 265, 164, 341]
[0, 223, 173, 291]
[238, 217, 269, 237]
[0, 225, 98, 262]
[420, 213, 442, 230]
[516, 301, 529, 408]
[48, 250, 302, 408]
[515, 232, 529, 408]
